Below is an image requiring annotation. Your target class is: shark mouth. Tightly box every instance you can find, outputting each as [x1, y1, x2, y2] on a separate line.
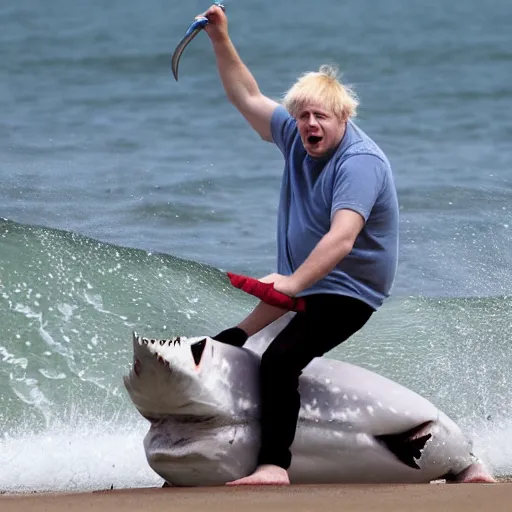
[133, 332, 208, 371]
[135, 334, 183, 348]
[191, 338, 207, 367]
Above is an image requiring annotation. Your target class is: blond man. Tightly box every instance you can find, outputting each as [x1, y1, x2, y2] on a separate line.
[202, 5, 399, 485]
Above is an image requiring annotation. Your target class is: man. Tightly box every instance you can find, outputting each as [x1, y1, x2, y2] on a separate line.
[201, 4, 399, 485]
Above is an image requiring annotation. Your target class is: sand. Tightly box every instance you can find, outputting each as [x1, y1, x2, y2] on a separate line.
[2, 482, 512, 512]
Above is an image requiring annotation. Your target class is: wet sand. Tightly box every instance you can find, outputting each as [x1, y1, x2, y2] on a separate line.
[2, 482, 512, 512]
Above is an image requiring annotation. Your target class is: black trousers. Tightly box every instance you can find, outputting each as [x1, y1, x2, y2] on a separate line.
[257, 294, 375, 470]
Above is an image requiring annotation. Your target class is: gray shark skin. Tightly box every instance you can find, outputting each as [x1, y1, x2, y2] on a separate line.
[123, 314, 480, 486]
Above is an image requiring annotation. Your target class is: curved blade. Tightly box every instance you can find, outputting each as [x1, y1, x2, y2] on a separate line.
[171, 17, 208, 81]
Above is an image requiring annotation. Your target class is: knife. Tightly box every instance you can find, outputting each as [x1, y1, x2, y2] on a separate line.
[171, 3, 226, 81]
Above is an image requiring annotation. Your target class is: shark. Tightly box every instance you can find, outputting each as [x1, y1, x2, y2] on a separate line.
[123, 314, 494, 486]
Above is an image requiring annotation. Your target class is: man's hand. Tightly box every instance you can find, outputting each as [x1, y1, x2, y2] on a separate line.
[199, 3, 229, 43]
[258, 273, 301, 297]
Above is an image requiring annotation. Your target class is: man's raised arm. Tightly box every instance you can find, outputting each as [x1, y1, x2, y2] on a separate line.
[203, 5, 279, 142]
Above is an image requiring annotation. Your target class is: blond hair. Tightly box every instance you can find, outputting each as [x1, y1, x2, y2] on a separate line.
[282, 65, 359, 121]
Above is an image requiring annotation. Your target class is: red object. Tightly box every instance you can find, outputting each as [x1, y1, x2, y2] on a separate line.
[227, 272, 306, 312]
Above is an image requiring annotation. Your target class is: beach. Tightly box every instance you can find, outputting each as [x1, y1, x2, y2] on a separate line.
[1, 0, 511, 497]
[2, 482, 512, 512]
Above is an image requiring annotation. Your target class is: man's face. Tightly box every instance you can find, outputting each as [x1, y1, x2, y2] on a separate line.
[295, 102, 346, 158]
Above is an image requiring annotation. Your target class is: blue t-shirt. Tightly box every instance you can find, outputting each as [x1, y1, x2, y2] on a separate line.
[270, 105, 399, 310]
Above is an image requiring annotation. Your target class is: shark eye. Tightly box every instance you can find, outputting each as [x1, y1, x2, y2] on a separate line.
[191, 338, 207, 366]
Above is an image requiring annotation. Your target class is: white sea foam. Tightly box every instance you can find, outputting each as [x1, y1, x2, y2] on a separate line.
[0, 414, 510, 493]
[0, 418, 162, 493]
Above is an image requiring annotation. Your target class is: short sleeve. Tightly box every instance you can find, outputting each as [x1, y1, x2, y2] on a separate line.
[270, 105, 297, 156]
[331, 155, 386, 222]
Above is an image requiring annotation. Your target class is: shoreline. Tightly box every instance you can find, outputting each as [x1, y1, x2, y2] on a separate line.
[2, 475, 510, 495]
[1, 480, 512, 512]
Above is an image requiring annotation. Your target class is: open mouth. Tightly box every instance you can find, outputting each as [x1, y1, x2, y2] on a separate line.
[191, 338, 207, 366]
[307, 135, 322, 145]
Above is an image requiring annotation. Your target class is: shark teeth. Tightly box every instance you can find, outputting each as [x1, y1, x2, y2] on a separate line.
[133, 332, 190, 371]
[134, 332, 182, 347]
[132, 332, 210, 373]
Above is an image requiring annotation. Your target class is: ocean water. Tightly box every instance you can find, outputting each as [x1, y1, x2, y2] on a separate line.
[1, 0, 511, 492]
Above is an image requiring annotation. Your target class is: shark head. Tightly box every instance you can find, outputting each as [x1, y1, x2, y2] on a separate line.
[123, 332, 261, 422]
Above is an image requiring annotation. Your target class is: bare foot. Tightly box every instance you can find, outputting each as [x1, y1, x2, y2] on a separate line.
[225, 465, 290, 486]
[454, 463, 496, 483]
